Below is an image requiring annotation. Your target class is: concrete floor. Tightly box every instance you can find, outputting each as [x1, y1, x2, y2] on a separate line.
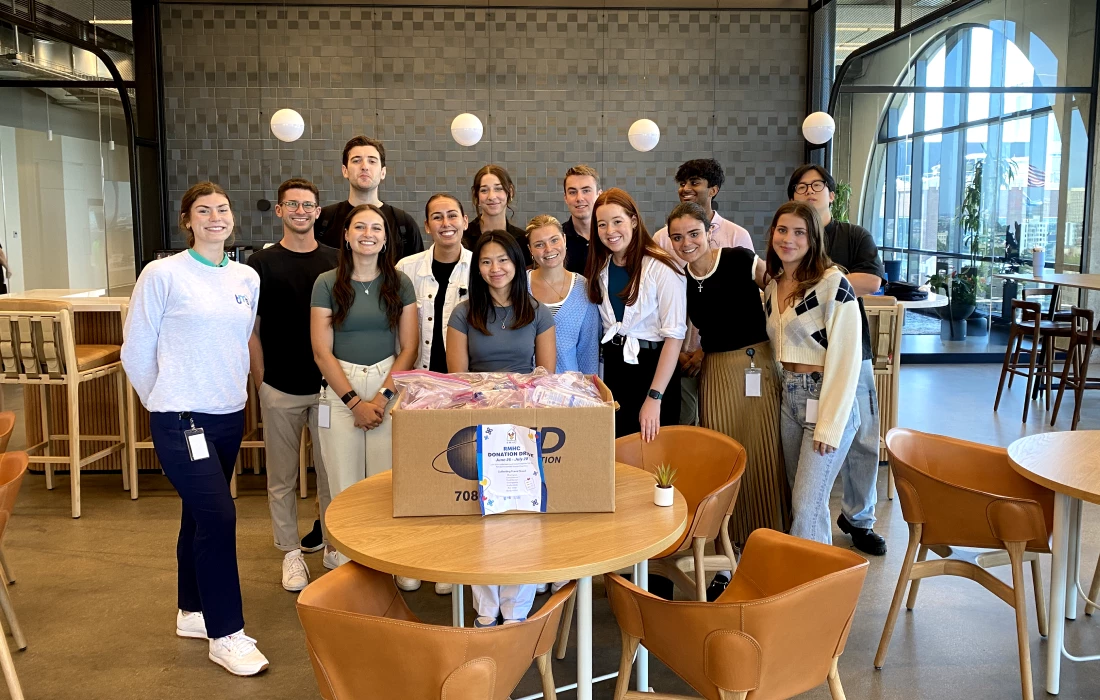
[2, 364, 1099, 699]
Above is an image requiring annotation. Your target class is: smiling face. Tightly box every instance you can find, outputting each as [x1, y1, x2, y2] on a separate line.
[771, 213, 811, 267]
[186, 194, 234, 245]
[668, 215, 710, 266]
[595, 203, 636, 259]
[477, 174, 510, 218]
[528, 225, 567, 270]
[345, 208, 387, 257]
[478, 241, 515, 291]
[791, 168, 834, 219]
[425, 197, 467, 250]
[564, 174, 599, 222]
[343, 145, 386, 194]
[677, 176, 718, 211]
[275, 188, 319, 235]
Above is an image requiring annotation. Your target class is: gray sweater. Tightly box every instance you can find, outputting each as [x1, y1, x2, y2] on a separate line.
[122, 251, 260, 414]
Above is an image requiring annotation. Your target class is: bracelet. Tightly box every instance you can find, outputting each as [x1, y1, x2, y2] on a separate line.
[340, 390, 358, 405]
[348, 397, 362, 409]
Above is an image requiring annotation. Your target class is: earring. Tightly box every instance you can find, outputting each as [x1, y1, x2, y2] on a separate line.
[345, 241, 351, 249]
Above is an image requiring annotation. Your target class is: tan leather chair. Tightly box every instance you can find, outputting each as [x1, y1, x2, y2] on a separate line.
[606, 528, 868, 700]
[615, 426, 746, 601]
[0, 412, 15, 585]
[296, 563, 574, 699]
[879, 428, 1053, 700]
[0, 451, 29, 700]
[0, 300, 128, 517]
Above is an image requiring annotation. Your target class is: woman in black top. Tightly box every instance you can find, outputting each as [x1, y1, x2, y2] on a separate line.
[666, 202, 789, 558]
[463, 164, 532, 266]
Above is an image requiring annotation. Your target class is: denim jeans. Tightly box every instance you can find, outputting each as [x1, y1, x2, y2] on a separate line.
[779, 370, 861, 544]
[839, 359, 880, 529]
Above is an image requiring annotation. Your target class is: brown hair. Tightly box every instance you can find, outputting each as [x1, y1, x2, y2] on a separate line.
[765, 201, 834, 306]
[563, 164, 600, 192]
[471, 164, 516, 217]
[666, 201, 710, 232]
[424, 193, 466, 219]
[342, 135, 386, 167]
[179, 181, 233, 248]
[331, 204, 404, 331]
[277, 177, 319, 203]
[585, 188, 681, 306]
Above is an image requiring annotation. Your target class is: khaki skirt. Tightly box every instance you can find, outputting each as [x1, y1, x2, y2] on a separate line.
[699, 340, 790, 545]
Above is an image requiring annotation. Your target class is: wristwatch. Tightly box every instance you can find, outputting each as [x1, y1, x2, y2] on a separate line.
[648, 389, 663, 401]
[378, 387, 396, 402]
[340, 390, 358, 405]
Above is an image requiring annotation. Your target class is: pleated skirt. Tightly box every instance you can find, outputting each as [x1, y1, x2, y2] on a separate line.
[699, 340, 791, 545]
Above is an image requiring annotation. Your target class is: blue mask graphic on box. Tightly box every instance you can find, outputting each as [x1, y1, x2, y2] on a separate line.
[433, 425, 565, 481]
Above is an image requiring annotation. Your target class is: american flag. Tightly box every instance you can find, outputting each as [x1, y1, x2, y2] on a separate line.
[1027, 164, 1046, 188]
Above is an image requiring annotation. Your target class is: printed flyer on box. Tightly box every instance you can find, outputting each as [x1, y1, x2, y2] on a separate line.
[475, 424, 545, 515]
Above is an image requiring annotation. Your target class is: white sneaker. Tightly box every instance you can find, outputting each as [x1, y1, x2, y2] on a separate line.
[176, 610, 207, 639]
[323, 547, 339, 570]
[282, 550, 309, 592]
[395, 576, 422, 592]
[536, 583, 549, 594]
[435, 582, 453, 595]
[208, 630, 270, 676]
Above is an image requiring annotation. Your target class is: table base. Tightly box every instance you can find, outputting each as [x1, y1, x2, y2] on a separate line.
[1046, 493, 1100, 694]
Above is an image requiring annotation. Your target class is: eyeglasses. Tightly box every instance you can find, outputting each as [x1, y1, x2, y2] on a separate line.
[793, 180, 828, 195]
[280, 201, 318, 212]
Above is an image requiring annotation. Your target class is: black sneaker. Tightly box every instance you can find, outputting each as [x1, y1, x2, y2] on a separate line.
[300, 520, 324, 553]
[705, 573, 730, 602]
[837, 514, 887, 556]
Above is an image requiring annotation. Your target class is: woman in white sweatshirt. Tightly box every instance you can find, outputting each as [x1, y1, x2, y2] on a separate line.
[121, 181, 268, 677]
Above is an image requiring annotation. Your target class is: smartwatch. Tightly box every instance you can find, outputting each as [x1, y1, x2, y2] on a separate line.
[648, 389, 663, 401]
[378, 387, 396, 402]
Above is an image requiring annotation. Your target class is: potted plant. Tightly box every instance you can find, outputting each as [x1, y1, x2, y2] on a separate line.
[831, 180, 852, 223]
[652, 463, 677, 507]
[927, 269, 977, 339]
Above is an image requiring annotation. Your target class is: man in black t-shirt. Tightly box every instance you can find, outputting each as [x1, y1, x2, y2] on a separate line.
[315, 136, 425, 261]
[561, 164, 602, 274]
[789, 164, 888, 556]
[248, 178, 339, 591]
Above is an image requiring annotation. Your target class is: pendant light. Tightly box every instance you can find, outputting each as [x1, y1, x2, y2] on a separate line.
[629, 7, 660, 152]
[452, 5, 483, 147]
[270, 3, 304, 143]
[45, 92, 52, 141]
[802, 112, 835, 145]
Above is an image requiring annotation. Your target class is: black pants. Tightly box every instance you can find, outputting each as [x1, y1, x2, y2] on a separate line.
[603, 342, 681, 438]
[150, 410, 245, 639]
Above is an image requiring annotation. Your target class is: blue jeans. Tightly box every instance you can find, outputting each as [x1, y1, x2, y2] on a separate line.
[839, 359, 880, 529]
[779, 370, 860, 544]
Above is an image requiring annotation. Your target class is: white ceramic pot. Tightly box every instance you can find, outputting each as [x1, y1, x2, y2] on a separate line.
[653, 484, 674, 507]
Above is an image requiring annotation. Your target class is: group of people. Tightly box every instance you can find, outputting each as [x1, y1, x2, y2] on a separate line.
[119, 134, 887, 676]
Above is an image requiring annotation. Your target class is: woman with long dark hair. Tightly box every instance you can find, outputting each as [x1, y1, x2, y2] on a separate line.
[462, 165, 532, 266]
[447, 230, 555, 626]
[586, 188, 686, 441]
[310, 204, 418, 566]
[763, 201, 862, 544]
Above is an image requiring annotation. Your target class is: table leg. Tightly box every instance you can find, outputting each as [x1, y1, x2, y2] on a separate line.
[577, 576, 593, 700]
[1047, 492, 1071, 694]
[637, 559, 649, 693]
[1066, 499, 1082, 621]
[452, 584, 464, 627]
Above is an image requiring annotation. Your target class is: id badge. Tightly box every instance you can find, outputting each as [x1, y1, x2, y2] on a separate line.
[317, 403, 331, 429]
[805, 398, 820, 424]
[745, 368, 762, 397]
[185, 428, 210, 461]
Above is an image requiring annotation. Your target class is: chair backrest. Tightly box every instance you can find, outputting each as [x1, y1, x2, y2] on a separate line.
[1065, 307, 1096, 384]
[0, 300, 77, 381]
[296, 563, 574, 700]
[863, 296, 900, 371]
[0, 411, 15, 453]
[0, 452, 29, 544]
[615, 426, 746, 554]
[1023, 286, 1060, 322]
[605, 529, 868, 700]
[885, 428, 1053, 550]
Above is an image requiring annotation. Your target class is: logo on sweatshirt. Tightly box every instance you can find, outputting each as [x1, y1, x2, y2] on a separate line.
[234, 294, 250, 305]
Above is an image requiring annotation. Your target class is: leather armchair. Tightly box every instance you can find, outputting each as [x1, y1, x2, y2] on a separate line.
[0, 451, 28, 700]
[606, 528, 868, 700]
[296, 562, 574, 699]
[879, 428, 1055, 700]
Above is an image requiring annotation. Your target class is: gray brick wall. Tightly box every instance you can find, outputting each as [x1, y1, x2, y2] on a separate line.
[161, 4, 808, 250]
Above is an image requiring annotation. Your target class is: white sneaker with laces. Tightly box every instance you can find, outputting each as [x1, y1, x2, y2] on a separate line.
[208, 630, 270, 676]
[282, 550, 309, 592]
[536, 583, 549, 594]
[395, 576, 422, 592]
[323, 547, 340, 570]
[176, 610, 207, 639]
[434, 582, 453, 595]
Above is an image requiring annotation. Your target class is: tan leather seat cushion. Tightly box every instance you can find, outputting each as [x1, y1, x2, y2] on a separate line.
[76, 345, 121, 371]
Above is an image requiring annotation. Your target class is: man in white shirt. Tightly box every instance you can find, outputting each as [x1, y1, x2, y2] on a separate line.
[651, 159, 755, 428]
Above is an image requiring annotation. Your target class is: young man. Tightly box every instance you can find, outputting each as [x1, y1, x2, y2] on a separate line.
[789, 163, 888, 557]
[395, 192, 473, 595]
[561, 164, 601, 274]
[315, 135, 425, 261]
[651, 158, 755, 429]
[247, 178, 339, 591]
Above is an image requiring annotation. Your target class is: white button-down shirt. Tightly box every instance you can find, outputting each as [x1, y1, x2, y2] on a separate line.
[395, 245, 472, 370]
[597, 255, 687, 364]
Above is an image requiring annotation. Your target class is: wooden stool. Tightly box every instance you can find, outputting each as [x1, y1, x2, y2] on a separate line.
[994, 299, 1065, 422]
[1050, 307, 1100, 430]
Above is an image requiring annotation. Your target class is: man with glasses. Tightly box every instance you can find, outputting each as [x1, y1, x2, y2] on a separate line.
[248, 178, 339, 591]
[788, 164, 888, 556]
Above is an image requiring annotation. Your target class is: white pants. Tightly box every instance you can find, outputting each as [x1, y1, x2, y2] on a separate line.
[472, 584, 538, 621]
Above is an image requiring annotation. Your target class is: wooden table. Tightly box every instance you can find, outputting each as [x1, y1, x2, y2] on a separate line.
[325, 463, 688, 700]
[1007, 431, 1100, 694]
[996, 271, 1100, 291]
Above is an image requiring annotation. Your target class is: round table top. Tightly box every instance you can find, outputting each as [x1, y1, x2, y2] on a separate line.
[896, 291, 947, 309]
[325, 463, 689, 585]
[1007, 431, 1100, 505]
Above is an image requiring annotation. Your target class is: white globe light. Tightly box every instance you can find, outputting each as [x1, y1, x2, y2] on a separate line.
[802, 111, 836, 145]
[270, 108, 305, 143]
[628, 119, 660, 153]
[451, 113, 484, 147]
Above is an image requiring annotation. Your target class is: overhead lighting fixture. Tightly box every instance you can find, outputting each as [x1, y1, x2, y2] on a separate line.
[89, 19, 132, 25]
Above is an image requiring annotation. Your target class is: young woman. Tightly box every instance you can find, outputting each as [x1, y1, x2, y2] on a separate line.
[122, 182, 268, 676]
[448, 230, 555, 626]
[586, 188, 686, 441]
[763, 201, 862, 544]
[462, 165, 532, 266]
[526, 215, 599, 375]
[310, 204, 418, 567]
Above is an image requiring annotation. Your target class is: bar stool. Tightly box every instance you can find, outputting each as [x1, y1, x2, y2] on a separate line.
[0, 300, 127, 518]
[1050, 307, 1100, 430]
[994, 299, 1069, 421]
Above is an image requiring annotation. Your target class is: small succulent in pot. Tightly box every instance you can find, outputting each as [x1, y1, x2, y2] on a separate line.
[653, 464, 677, 488]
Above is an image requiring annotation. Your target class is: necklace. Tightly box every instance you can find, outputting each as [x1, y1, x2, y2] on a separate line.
[353, 275, 379, 295]
[537, 271, 571, 302]
[688, 250, 720, 294]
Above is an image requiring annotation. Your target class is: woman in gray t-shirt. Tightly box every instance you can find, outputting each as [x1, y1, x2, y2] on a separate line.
[446, 230, 555, 628]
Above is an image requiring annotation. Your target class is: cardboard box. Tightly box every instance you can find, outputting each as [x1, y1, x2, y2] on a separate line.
[391, 377, 616, 517]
